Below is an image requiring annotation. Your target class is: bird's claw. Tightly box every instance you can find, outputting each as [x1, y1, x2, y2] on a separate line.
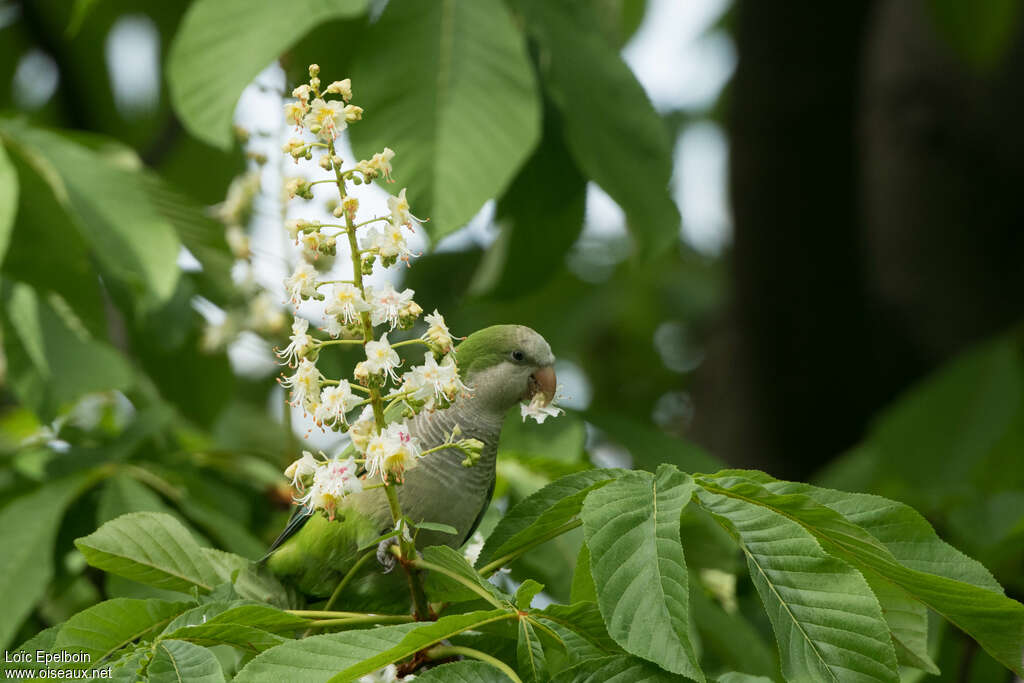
[376, 538, 398, 573]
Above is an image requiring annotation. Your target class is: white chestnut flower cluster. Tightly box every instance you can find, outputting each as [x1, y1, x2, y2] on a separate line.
[276, 68, 470, 505]
[280, 67, 419, 275]
[285, 451, 363, 521]
[201, 142, 288, 354]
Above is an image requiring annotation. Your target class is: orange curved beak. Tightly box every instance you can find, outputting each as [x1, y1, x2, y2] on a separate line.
[529, 366, 557, 405]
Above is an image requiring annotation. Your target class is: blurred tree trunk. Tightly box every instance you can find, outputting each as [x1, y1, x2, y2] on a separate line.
[859, 1, 1024, 368]
[699, 1, 877, 478]
[693, 0, 1024, 479]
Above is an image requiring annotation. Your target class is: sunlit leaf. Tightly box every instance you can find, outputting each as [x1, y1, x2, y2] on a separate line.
[700, 474, 1024, 677]
[161, 622, 285, 654]
[53, 598, 190, 668]
[749, 472, 1003, 673]
[478, 469, 625, 570]
[537, 622, 606, 668]
[148, 639, 225, 683]
[161, 601, 308, 636]
[75, 512, 222, 594]
[417, 521, 458, 536]
[510, 617, 545, 683]
[515, 579, 545, 610]
[581, 465, 703, 680]
[234, 623, 419, 683]
[695, 479, 900, 682]
[411, 661, 511, 681]
[226, 557, 302, 609]
[108, 650, 150, 683]
[349, 0, 541, 240]
[551, 655, 681, 683]
[532, 601, 621, 655]
[167, 0, 368, 149]
[864, 575, 939, 674]
[329, 610, 516, 681]
[570, 543, 597, 604]
[422, 545, 510, 605]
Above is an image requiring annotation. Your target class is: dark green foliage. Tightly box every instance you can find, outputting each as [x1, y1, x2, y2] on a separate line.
[42, 454, 1024, 681]
[1, 1, 1022, 681]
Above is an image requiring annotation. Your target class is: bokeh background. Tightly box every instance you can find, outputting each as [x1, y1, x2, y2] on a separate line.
[1, 0, 1023, 680]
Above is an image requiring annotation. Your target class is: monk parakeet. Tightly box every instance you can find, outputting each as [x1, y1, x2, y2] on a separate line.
[263, 324, 556, 603]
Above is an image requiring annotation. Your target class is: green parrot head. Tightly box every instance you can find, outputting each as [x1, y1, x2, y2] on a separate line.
[455, 324, 556, 414]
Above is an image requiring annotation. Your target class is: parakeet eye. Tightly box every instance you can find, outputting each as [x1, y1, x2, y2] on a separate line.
[511, 350, 526, 362]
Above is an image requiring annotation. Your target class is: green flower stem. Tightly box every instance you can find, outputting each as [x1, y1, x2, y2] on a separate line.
[408, 554, 506, 610]
[383, 483, 403, 517]
[478, 518, 583, 578]
[425, 645, 523, 683]
[326, 135, 430, 620]
[306, 615, 415, 628]
[315, 278, 356, 287]
[340, 168, 369, 181]
[383, 390, 414, 413]
[326, 135, 382, 430]
[288, 142, 328, 157]
[315, 338, 364, 348]
[324, 549, 376, 612]
[287, 609, 399, 619]
[390, 338, 431, 349]
[383, 494, 430, 625]
[417, 442, 458, 459]
[381, 491, 431, 618]
[352, 216, 390, 228]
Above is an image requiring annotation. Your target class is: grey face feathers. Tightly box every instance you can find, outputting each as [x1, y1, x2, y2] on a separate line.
[455, 325, 556, 414]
